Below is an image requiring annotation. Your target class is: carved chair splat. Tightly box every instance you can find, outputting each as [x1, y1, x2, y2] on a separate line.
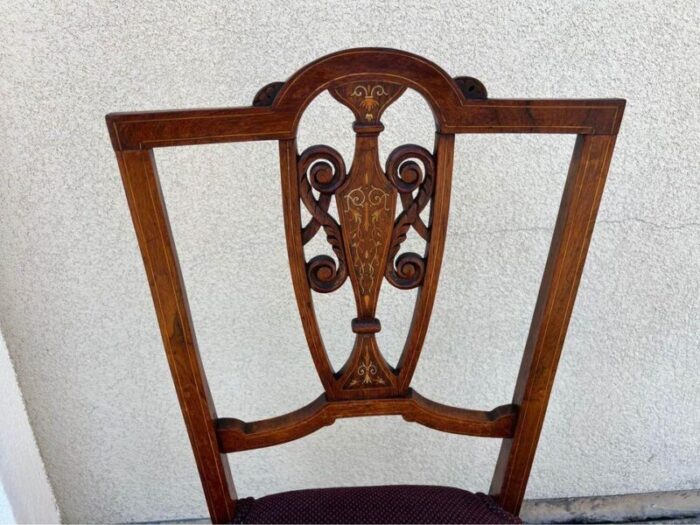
[107, 48, 624, 524]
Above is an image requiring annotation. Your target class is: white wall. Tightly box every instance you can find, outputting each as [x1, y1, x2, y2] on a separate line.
[0, 483, 15, 525]
[0, 1, 698, 523]
[0, 330, 60, 523]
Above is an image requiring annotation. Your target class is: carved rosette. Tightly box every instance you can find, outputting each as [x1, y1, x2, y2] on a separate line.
[252, 81, 285, 107]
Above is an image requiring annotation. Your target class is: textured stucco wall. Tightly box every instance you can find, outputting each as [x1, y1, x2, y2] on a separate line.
[1, 1, 698, 523]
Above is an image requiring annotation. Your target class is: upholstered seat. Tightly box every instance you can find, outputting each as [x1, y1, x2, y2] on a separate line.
[233, 485, 521, 524]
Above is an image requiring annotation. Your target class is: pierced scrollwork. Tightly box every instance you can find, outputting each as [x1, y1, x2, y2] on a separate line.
[384, 145, 436, 289]
[298, 145, 349, 293]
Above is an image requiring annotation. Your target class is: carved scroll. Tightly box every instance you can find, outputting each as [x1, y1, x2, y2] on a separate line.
[298, 145, 348, 293]
[384, 145, 435, 289]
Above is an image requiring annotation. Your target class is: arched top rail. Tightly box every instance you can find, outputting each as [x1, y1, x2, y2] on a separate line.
[106, 47, 625, 151]
[271, 47, 466, 129]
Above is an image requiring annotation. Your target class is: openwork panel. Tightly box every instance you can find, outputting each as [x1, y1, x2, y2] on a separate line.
[291, 79, 454, 400]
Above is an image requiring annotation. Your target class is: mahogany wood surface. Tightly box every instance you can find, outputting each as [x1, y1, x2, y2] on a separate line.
[107, 48, 624, 522]
[217, 390, 517, 453]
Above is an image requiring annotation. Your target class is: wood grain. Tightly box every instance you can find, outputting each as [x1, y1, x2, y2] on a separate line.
[217, 390, 518, 453]
[107, 48, 624, 153]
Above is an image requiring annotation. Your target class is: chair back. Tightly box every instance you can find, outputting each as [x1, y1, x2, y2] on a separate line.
[107, 48, 624, 522]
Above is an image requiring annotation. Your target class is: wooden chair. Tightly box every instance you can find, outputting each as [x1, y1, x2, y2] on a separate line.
[106, 48, 624, 524]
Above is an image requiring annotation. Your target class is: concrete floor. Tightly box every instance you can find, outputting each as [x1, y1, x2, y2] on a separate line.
[521, 490, 700, 524]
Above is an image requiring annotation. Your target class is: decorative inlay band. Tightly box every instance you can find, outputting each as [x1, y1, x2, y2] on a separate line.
[350, 84, 388, 121]
[330, 81, 406, 124]
[342, 184, 393, 296]
[343, 336, 392, 389]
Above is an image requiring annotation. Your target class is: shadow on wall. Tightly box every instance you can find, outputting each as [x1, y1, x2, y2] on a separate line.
[0, 330, 59, 524]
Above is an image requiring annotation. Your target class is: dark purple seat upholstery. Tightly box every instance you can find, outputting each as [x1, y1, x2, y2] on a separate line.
[233, 484, 521, 524]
